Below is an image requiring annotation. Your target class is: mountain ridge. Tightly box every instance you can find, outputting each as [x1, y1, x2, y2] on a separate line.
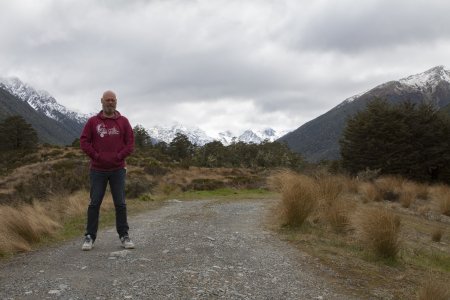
[279, 66, 450, 162]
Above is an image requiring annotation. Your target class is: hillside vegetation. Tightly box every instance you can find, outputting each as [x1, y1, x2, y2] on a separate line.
[270, 170, 450, 299]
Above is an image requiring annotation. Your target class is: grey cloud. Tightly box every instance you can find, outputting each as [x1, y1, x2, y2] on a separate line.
[1, 0, 449, 135]
[283, 1, 450, 53]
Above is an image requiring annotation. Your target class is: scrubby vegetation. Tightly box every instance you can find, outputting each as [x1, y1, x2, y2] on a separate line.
[0, 125, 295, 256]
[270, 170, 450, 299]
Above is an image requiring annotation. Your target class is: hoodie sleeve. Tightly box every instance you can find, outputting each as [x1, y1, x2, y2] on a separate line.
[80, 118, 99, 160]
[117, 117, 135, 160]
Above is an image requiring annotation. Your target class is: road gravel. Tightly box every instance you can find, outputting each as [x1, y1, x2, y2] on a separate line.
[0, 199, 357, 299]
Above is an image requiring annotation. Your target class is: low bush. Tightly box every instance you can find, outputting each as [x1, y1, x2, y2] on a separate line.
[13, 159, 89, 203]
[125, 177, 155, 198]
[186, 178, 225, 191]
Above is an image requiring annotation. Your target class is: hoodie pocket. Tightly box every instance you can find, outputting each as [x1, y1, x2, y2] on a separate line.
[99, 152, 122, 169]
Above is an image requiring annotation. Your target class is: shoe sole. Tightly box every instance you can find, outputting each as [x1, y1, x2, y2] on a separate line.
[82, 244, 94, 251]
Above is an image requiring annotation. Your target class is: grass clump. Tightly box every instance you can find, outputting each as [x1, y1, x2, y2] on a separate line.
[0, 202, 61, 255]
[358, 182, 382, 203]
[316, 176, 350, 233]
[417, 277, 450, 300]
[279, 173, 317, 227]
[375, 176, 404, 202]
[431, 227, 443, 242]
[354, 207, 401, 259]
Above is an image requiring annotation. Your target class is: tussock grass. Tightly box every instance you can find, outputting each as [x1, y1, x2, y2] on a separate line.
[316, 176, 351, 233]
[358, 182, 382, 203]
[375, 176, 404, 201]
[324, 197, 352, 233]
[431, 227, 443, 242]
[414, 183, 429, 200]
[316, 175, 344, 203]
[267, 169, 297, 192]
[279, 173, 317, 227]
[417, 277, 450, 300]
[0, 191, 116, 256]
[432, 184, 450, 216]
[400, 190, 416, 208]
[353, 207, 401, 259]
[0, 202, 60, 255]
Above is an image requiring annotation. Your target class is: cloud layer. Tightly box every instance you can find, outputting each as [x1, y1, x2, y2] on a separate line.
[1, 0, 450, 133]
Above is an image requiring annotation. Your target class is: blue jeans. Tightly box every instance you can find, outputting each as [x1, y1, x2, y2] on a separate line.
[85, 168, 129, 241]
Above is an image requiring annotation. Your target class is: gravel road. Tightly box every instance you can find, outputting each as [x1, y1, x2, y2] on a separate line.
[0, 199, 357, 299]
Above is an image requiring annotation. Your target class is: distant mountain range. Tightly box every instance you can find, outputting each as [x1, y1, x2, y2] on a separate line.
[148, 123, 288, 146]
[279, 66, 450, 162]
[0, 77, 286, 146]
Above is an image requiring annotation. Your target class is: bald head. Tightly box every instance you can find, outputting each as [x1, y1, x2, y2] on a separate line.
[102, 90, 116, 100]
[101, 90, 117, 117]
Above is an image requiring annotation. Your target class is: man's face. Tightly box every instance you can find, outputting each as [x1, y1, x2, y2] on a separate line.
[101, 92, 117, 115]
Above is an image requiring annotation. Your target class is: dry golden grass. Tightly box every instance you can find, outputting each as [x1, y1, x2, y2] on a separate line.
[340, 175, 359, 194]
[358, 182, 382, 203]
[279, 173, 317, 227]
[375, 176, 405, 201]
[0, 190, 116, 256]
[432, 184, 450, 216]
[45, 190, 114, 221]
[316, 175, 344, 203]
[267, 169, 297, 192]
[0, 202, 60, 255]
[400, 190, 416, 208]
[274, 173, 450, 298]
[415, 183, 429, 200]
[315, 176, 353, 233]
[431, 227, 443, 242]
[323, 197, 352, 233]
[353, 207, 401, 258]
[417, 277, 450, 300]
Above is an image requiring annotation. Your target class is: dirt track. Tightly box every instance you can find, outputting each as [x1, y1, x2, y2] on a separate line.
[0, 199, 357, 299]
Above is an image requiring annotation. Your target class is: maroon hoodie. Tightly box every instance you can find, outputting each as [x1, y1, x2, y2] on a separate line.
[80, 111, 134, 171]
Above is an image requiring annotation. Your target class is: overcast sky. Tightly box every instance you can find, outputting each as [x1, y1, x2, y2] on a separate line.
[1, 0, 450, 137]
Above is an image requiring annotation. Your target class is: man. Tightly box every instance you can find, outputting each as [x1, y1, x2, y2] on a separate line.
[80, 90, 135, 250]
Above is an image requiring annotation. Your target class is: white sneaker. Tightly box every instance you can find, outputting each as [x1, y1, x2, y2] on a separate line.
[120, 235, 135, 249]
[82, 235, 94, 251]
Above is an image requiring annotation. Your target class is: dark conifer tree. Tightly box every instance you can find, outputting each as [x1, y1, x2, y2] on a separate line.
[0, 115, 38, 152]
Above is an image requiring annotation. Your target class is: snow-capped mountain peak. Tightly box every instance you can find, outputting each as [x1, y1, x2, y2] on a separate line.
[239, 130, 263, 144]
[0, 76, 88, 124]
[399, 65, 450, 90]
[148, 123, 214, 146]
[148, 124, 290, 146]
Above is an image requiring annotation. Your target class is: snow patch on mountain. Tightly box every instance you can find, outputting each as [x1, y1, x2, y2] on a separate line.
[148, 123, 214, 146]
[399, 65, 450, 90]
[0, 77, 88, 124]
[148, 124, 290, 146]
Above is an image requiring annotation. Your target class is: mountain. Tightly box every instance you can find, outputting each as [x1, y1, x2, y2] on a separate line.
[279, 66, 450, 162]
[148, 124, 288, 146]
[0, 77, 88, 145]
[148, 123, 215, 146]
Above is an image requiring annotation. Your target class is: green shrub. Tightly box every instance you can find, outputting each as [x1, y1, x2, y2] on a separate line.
[187, 178, 225, 191]
[125, 177, 154, 198]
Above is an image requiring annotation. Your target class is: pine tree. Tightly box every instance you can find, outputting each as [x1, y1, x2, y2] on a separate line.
[133, 124, 152, 149]
[0, 115, 38, 152]
[340, 98, 450, 182]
